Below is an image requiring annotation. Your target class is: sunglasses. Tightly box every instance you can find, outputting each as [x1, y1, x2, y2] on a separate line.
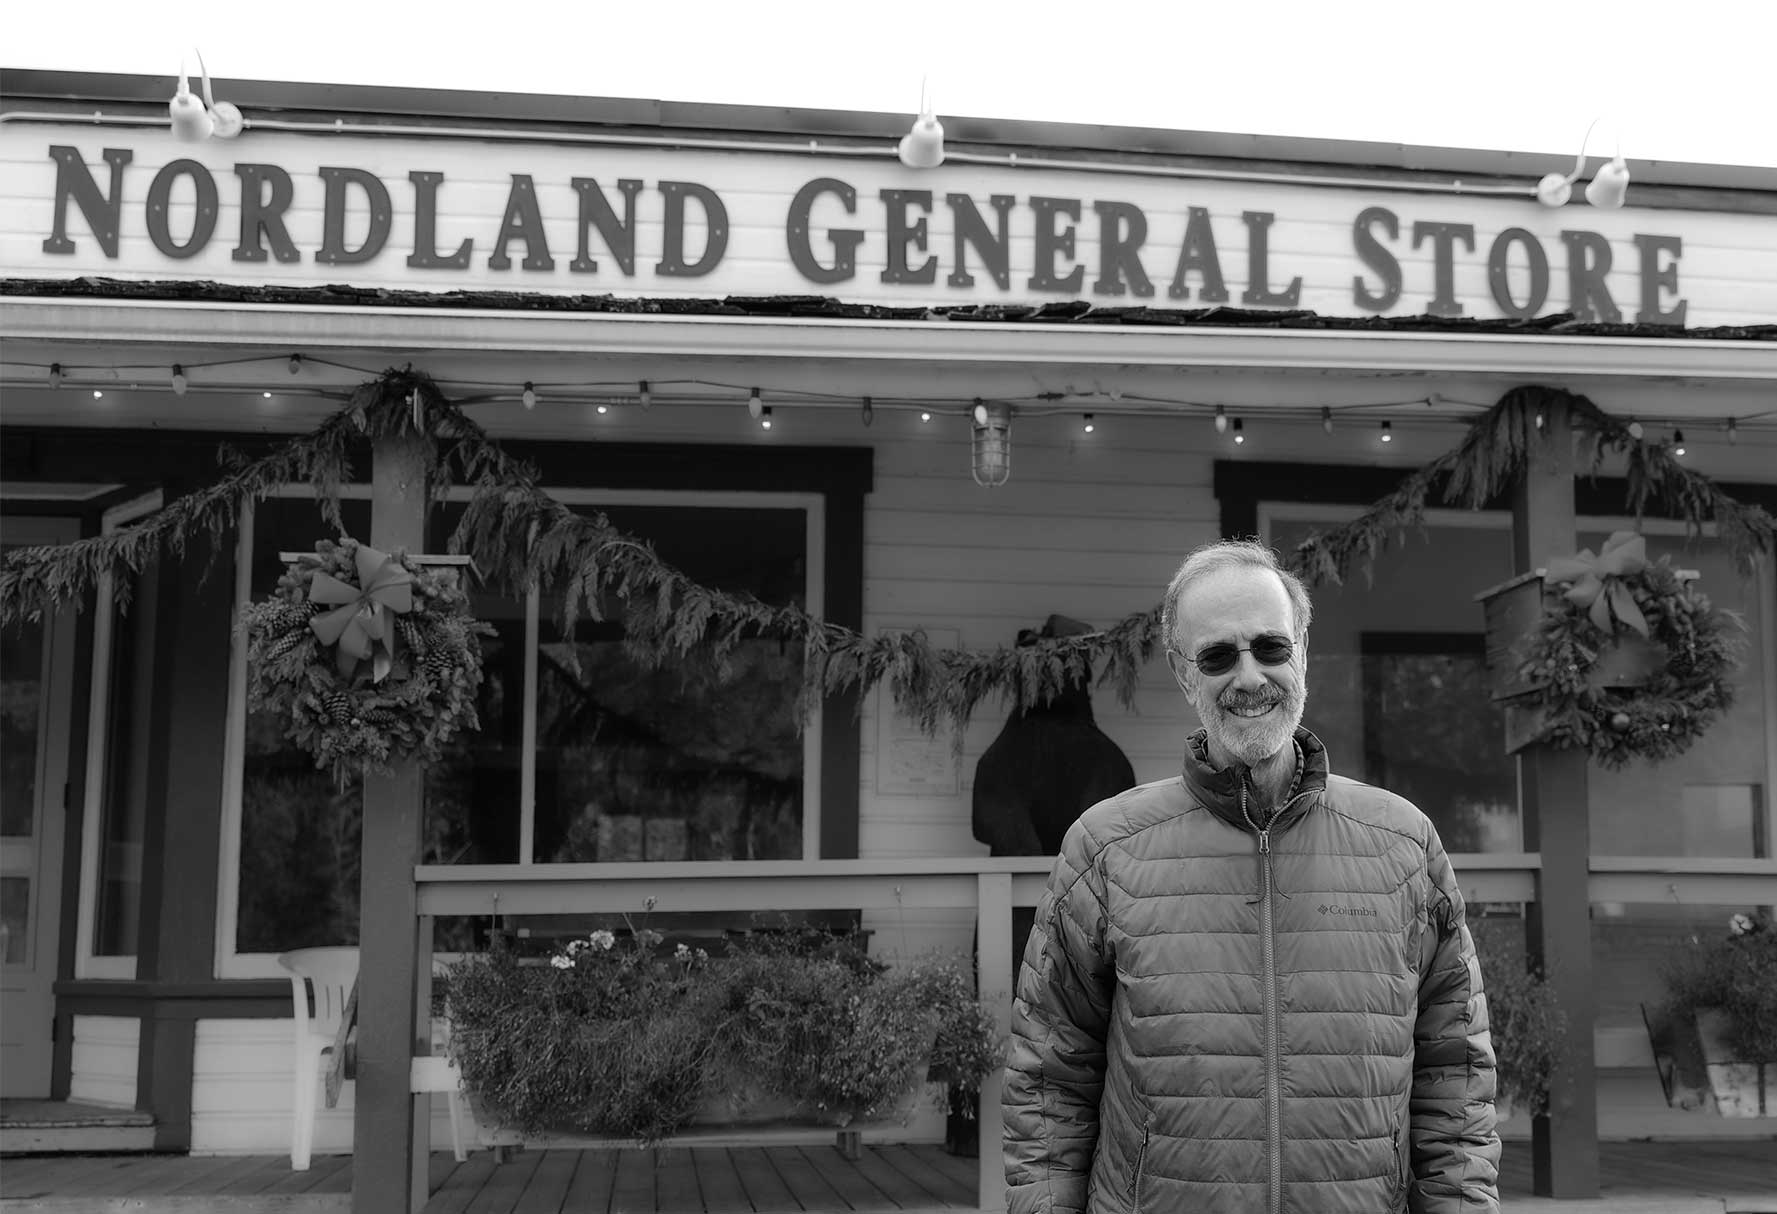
[1177, 633, 1295, 677]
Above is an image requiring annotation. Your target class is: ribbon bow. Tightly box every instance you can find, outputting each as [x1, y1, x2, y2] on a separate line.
[1543, 530, 1650, 637]
[307, 545, 415, 682]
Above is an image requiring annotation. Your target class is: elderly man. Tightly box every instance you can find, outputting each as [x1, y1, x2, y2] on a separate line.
[1003, 539, 1500, 1214]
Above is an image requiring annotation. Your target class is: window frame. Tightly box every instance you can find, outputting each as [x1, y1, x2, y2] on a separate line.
[215, 485, 827, 977]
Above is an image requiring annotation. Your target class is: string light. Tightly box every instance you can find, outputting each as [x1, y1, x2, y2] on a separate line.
[1082, 413, 1096, 434]
[759, 405, 773, 430]
[1232, 418, 1245, 445]
[748, 387, 763, 419]
[1534, 409, 1546, 430]
[638, 381, 652, 409]
[1380, 421, 1393, 442]
[920, 410, 932, 423]
[171, 365, 188, 395]
[1214, 405, 1228, 434]
[262, 391, 272, 399]
[861, 396, 874, 427]
[1673, 428, 1686, 456]
[1321, 407, 1333, 435]
[522, 382, 536, 410]
[596, 403, 609, 414]
[49, 363, 63, 389]
[1627, 420, 1644, 440]
[288, 353, 302, 375]
[1726, 418, 1738, 445]
[92, 389, 103, 399]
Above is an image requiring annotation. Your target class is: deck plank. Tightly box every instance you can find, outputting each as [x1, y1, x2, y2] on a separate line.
[849, 1146, 961, 1208]
[655, 1146, 702, 1211]
[761, 1145, 848, 1211]
[214, 1154, 306, 1196]
[609, 1144, 657, 1212]
[689, 1146, 755, 1213]
[557, 1147, 621, 1212]
[423, 1152, 500, 1214]
[796, 1143, 894, 1210]
[873, 1145, 974, 1206]
[465, 1145, 546, 1212]
[727, 1145, 801, 1211]
[508, 1148, 582, 1214]
[167, 1153, 280, 1194]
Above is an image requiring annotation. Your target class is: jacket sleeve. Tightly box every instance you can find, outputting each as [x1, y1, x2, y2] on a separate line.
[1002, 817, 1115, 1214]
[1410, 823, 1503, 1214]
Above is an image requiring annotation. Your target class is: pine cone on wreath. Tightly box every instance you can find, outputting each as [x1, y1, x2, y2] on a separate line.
[424, 649, 455, 681]
[324, 691, 353, 723]
[398, 617, 425, 652]
[262, 629, 308, 663]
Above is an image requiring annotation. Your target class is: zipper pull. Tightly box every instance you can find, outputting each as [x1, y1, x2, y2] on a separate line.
[1258, 829, 1270, 855]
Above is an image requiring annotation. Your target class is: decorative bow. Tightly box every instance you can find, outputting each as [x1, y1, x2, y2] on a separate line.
[307, 545, 414, 682]
[1544, 530, 1650, 637]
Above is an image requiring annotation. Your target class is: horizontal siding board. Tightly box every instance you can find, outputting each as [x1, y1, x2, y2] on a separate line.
[68, 1016, 139, 1109]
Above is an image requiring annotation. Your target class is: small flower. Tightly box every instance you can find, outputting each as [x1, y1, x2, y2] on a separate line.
[644, 895, 658, 912]
[675, 943, 692, 959]
[589, 930, 617, 951]
[550, 954, 573, 969]
[1729, 912, 1757, 937]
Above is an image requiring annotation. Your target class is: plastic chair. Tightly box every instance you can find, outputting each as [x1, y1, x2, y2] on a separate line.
[277, 946, 468, 1169]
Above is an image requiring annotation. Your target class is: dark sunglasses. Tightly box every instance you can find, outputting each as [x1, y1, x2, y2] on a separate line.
[1178, 634, 1294, 677]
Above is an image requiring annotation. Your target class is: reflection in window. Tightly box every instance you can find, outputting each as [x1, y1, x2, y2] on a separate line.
[534, 505, 807, 863]
[1361, 633, 1519, 853]
[93, 556, 157, 956]
[0, 609, 43, 838]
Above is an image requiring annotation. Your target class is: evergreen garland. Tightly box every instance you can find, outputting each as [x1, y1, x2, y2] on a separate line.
[239, 537, 492, 780]
[2, 372, 1771, 742]
[1515, 557, 1741, 768]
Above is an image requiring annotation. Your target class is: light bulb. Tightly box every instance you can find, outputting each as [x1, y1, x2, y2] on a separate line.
[748, 388, 763, 419]
[1321, 407, 1333, 435]
[49, 363, 62, 389]
[1232, 418, 1245, 445]
[1380, 421, 1393, 442]
[1082, 413, 1095, 434]
[1534, 411, 1545, 430]
[92, 389, 104, 399]
[171, 365, 188, 395]
[920, 410, 932, 423]
[1673, 428, 1686, 456]
[1627, 420, 1644, 440]
[861, 396, 874, 427]
[596, 403, 609, 415]
[262, 391, 271, 399]
[1726, 418, 1738, 445]
[1214, 405, 1228, 434]
[638, 381, 652, 410]
[760, 405, 773, 430]
[522, 382, 536, 410]
[288, 353, 302, 375]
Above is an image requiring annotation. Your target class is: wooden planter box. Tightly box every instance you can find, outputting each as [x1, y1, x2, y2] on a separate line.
[1695, 1007, 1774, 1118]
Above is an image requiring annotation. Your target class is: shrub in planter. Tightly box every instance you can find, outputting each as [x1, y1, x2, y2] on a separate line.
[1470, 919, 1567, 1117]
[445, 922, 1003, 1145]
[1659, 912, 1777, 1064]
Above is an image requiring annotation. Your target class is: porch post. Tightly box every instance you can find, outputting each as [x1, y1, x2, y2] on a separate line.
[1510, 396, 1600, 1197]
[976, 872, 1012, 1212]
[353, 431, 429, 1214]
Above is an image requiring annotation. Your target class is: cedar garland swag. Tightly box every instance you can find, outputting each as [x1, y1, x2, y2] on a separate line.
[1, 373, 1771, 741]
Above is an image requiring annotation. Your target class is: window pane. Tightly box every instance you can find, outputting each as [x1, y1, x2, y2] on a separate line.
[1271, 519, 1521, 851]
[237, 498, 372, 953]
[0, 876, 28, 964]
[535, 505, 808, 863]
[94, 556, 156, 956]
[0, 609, 43, 838]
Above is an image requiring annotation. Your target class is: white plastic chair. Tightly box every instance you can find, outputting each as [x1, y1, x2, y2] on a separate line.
[277, 946, 468, 1169]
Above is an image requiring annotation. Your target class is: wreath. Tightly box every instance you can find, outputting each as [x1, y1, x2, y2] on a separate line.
[1516, 532, 1742, 769]
[240, 537, 490, 780]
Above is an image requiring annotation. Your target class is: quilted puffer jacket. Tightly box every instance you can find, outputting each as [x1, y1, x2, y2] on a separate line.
[1003, 727, 1500, 1214]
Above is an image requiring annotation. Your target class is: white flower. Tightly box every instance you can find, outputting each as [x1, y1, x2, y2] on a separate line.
[550, 954, 573, 969]
[565, 939, 586, 956]
[1730, 912, 1756, 937]
[675, 943, 691, 959]
[589, 930, 617, 951]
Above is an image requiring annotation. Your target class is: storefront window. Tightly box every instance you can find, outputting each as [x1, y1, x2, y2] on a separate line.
[92, 556, 156, 957]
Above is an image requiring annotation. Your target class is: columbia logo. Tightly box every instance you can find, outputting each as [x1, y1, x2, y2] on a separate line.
[1318, 904, 1378, 917]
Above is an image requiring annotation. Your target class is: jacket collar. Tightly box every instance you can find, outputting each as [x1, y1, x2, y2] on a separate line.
[1182, 726, 1329, 834]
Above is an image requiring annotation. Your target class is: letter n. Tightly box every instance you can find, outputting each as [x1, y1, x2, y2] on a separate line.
[43, 146, 132, 256]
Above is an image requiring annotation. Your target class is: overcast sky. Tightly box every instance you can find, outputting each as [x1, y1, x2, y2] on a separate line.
[6, 0, 1776, 169]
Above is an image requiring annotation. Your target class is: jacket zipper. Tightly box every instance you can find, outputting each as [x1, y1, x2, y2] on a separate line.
[1131, 1113, 1152, 1213]
[1392, 1117, 1410, 1202]
[1243, 782, 1283, 1214]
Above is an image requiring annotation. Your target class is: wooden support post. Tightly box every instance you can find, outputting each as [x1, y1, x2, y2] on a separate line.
[976, 873, 1012, 1212]
[353, 432, 430, 1214]
[1511, 399, 1600, 1198]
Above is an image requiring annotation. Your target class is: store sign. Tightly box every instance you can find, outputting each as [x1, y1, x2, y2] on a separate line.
[7, 128, 1773, 328]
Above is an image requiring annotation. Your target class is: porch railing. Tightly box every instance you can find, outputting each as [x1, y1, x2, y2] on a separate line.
[410, 853, 1777, 1211]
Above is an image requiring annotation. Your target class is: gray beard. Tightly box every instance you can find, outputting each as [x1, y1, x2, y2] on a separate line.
[1192, 678, 1306, 768]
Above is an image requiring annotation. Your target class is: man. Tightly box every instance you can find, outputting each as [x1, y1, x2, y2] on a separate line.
[1003, 539, 1500, 1214]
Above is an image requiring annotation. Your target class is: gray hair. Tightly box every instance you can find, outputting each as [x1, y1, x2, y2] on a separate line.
[1160, 539, 1313, 653]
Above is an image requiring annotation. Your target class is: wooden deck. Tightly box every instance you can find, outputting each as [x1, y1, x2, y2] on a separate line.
[2, 1139, 1773, 1211]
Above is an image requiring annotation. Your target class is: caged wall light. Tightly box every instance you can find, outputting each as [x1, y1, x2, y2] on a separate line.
[971, 400, 1012, 487]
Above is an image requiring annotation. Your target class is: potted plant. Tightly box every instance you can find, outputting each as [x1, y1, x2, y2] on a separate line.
[1657, 911, 1777, 1117]
[1470, 919, 1567, 1120]
[444, 917, 1004, 1146]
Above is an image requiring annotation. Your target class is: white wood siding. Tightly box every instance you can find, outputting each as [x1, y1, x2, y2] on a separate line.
[67, 1015, 138, 1108]
[189, 1019, 462, 1156]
